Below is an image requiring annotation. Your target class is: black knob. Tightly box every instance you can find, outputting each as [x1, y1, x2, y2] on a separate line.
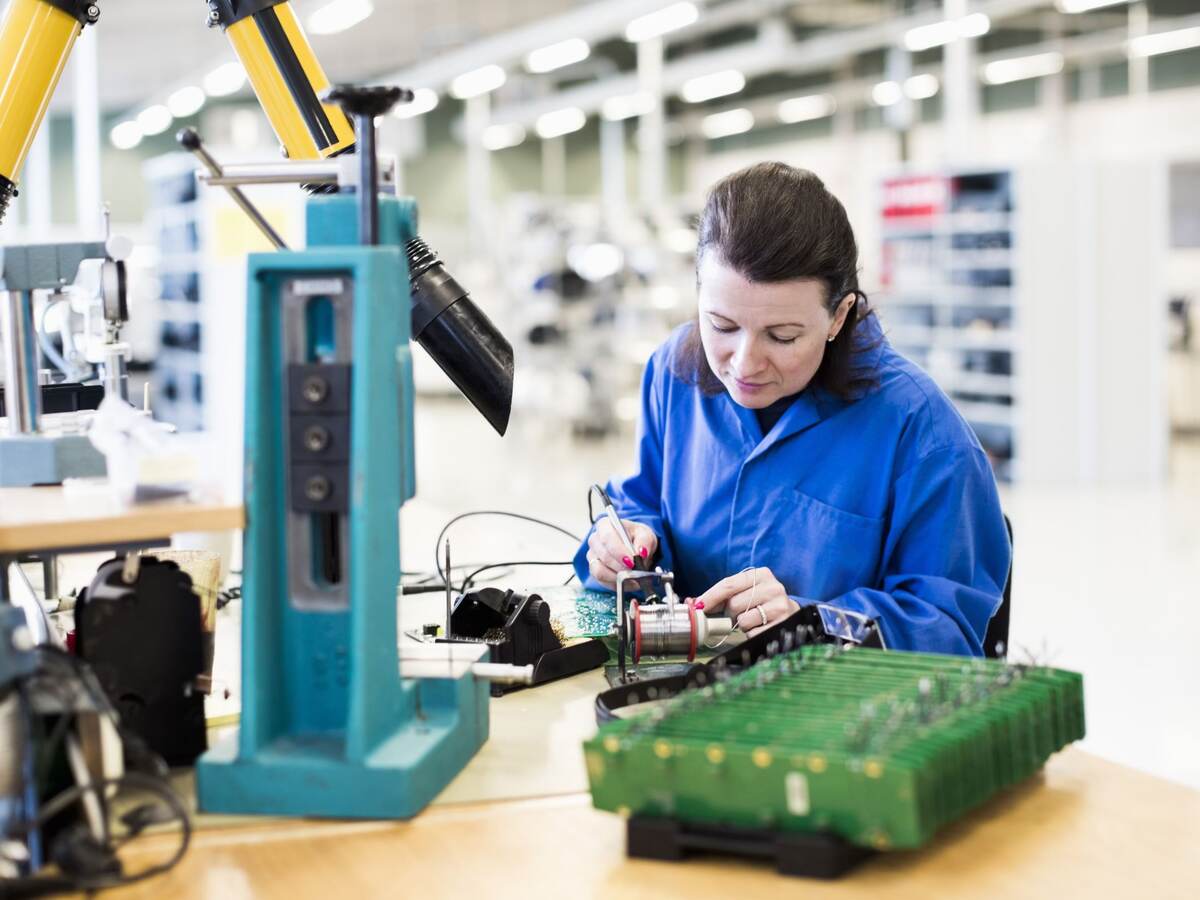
[322, 85, 413, 120]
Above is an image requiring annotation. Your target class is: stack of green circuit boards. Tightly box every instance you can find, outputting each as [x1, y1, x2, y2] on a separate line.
[584, 646, 1085, 850]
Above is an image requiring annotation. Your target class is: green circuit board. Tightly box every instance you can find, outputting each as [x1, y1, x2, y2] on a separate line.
[584, 646, 1085, 850]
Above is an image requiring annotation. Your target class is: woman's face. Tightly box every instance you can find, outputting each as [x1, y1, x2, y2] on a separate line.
[697, 254, 853, 409]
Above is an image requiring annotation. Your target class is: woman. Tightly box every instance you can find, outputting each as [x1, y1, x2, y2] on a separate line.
[574, 162, 1010, 656]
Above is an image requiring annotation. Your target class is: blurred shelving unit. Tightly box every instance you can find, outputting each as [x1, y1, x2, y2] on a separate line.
[143, 148, 304, 499]
[877, 170, 1019, 482]
[876, 164, 1168, 486]
[144, 153, 205, 432]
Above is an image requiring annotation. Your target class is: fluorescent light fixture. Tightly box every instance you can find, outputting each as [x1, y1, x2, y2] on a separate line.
[777, 93, 835, 123]
[982, 50, 1064, 85]
[904, 73, 940, 100]
[701, 108, 753, 139]
[393, 87, 438, 119]
[681, 69, 745, 103]
[1058, 0, 1130, 11]
[203, 62, 246, 97]
[602, 91, 655, 121]
[451, 64, 506, 99]
[308, 0, 373, 36]
[136, 104, 173, 136]
[110, 120, 142, 150]
[536, 107, 586, 139]
[959, 13, 991, 38]
[871, 80, 903, 106]
[526, 37, 590, 74]
[167, 85, 206, 118]
[904, 13, 990, 51]
[481, 123, 526, 151]
[625, 2, 699, 43]
[1128, 26, 1200, 58]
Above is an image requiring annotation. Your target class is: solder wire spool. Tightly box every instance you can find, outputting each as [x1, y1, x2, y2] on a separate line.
[630, 599, 733, 663]
[0, 0, 99, 224]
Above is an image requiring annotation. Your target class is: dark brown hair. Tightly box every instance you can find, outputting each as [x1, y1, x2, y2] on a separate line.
[674, 161, 879, 400]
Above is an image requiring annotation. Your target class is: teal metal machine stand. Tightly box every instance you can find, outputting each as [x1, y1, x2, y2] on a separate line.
[197, 87, 503, 817]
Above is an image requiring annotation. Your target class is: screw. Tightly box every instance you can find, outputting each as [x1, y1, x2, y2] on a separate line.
[305, 475, 331, 502]
[302, 375, 328, 404]
[304, 425, 331, 453]
[87, 5, 100, 22]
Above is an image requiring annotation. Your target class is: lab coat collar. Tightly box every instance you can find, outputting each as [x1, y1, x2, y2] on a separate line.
[730, 383, 847, 457]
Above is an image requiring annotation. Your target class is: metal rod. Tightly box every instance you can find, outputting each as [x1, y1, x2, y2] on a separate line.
[201, 171, 336, 187]
[2, 290, 42, 435]
[178, 130, 289, 250]
[444, 539, 452, 639]
[355, 115, 379, 245]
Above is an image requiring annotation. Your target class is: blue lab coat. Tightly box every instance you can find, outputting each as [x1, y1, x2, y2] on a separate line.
[573, 318, 1010, 656]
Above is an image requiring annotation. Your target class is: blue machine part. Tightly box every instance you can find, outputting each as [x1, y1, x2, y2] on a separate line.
[197, 194, 489, 818]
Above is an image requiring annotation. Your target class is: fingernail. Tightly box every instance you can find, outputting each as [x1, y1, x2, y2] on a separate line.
[639, 547, 648, 558]
[695, 601, 705, 610]
[622, 556, 634, 569]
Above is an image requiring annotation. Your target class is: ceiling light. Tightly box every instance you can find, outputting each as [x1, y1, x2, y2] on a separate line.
[536, 107, 586, 139]
[481, 123, 526, 151]
[393, 88, 438, 119]
[681, 69, 745, 104]
[904, 13, 990, 51]
[308, 0, 373, 36]
[203, 62, 247, 97]
[110, 120, 142, 150]
[526, 37, 590, 74]
[959, 13, 991, 38]
[904, 73, 940, 100]
[982, 51, 1064, 84]
[701, 108, 753, 139]
[1128, 25, 1200, 58]
[602, 91, 655, 121]
[626, 2, 699, 43]
[167, 86, 206, 118]
[1058, 0, 1130, 11]
[451, 64, 506, 99]
[871, 80, 904, 106]
[136, 105, 173, 136]
[777, 93, 835, 123]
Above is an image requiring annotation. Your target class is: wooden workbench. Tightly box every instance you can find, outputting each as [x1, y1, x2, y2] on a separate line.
[102, 746, 1199, 899]
[0, 485, 243, 555]
[8, 493, 1191, 896]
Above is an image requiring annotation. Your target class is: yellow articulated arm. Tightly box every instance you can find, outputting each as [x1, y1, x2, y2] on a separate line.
[0, 0, 98, 221]
[206, 0, 355, 162]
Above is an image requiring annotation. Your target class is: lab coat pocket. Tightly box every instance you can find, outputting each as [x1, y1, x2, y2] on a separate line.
[783, 488, 887, 599]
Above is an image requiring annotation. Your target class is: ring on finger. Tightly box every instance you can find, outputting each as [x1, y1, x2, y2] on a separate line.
[757, 605, 768, 627]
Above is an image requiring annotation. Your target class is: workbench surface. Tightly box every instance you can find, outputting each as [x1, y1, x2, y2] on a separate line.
[101, 708, 1200, 898]
[0, 485, 242, 554]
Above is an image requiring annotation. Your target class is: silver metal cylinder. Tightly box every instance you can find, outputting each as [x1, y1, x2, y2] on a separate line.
[2, 291, 42, 435]
[200, 162, 340, 187]
[100, 342, 130, 403]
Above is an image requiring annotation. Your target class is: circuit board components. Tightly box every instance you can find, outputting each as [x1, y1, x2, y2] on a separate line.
[584, 646, 1085, 852]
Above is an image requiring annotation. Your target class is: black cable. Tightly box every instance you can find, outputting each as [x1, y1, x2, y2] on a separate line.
[7, 771, 191, 895]
[458, 559, 575, 594]
[432, 510, 580, 588]
[6, 653, 190, 896]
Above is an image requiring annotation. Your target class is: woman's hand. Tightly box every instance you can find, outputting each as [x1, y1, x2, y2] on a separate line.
[692, 567, 795, 637]
[586, 519, 658, 588]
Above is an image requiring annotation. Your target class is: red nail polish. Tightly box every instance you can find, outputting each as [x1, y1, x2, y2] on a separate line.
[695, 601, 705, 610]
[639, 547, 648, 558]
[622, 556, 634, 569]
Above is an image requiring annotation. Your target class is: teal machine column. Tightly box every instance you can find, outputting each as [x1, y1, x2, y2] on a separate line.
[196, 190, 490, 818]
